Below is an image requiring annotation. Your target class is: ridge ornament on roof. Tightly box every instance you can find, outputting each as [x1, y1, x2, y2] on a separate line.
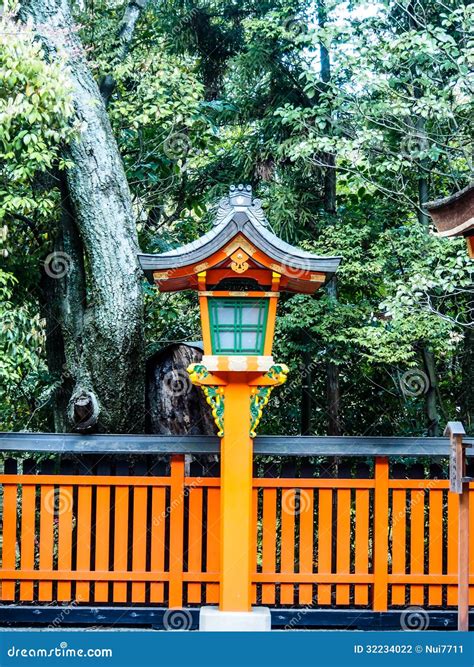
[138, 184, 341, 293]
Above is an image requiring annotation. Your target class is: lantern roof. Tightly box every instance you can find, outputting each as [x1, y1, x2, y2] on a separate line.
[138, 184, 342, 293]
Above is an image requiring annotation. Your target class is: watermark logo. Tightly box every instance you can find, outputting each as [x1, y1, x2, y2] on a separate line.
[44, 251, 73, 279]
[400, 606, 430, 631]
[163, 608, 193, 631]
[163, 132, 191, 161]
[282, 489, 311, 516]
[282, 15, 308, 38]
[163, 369, 192, 397]
[44, 487, 73, 515]
[399, 369, 429, 397]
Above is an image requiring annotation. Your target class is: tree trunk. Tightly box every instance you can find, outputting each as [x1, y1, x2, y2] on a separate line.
[317, 0, 341, 435]
[146, 344, 215, 435]
[421, 347, 439, 436]
[460, 326, 474, 433]
[300, 345, 313, 435]
[326, 277, 341, 435]
[19, 0, 144, 433]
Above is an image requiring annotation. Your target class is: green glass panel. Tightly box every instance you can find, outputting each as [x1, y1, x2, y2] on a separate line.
[208, 298, 269, 355]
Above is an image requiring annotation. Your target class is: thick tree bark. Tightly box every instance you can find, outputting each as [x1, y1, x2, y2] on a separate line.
[146, 344, 215, 435]
[19, 0, 144, 433]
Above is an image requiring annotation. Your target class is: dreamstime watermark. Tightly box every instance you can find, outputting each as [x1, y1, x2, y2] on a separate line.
[163, 368, 192, 397]
[162, 131, 192, 161]
[282, 14, 308, 38]
[44, 487, 73, 516]
[392, 478, 437, 528]
[153, 476, 203, 528]
[399, 132, 425, 159]
[43, 251, 73, 279]
[400, 606, 430, 631]
[282, 489, 311, 516]
[47, 597, 83, 629]
[279, 358, 318, 400]
[163, 607, 193, 631]
[6, 641, 112, 659]
[284, 604, 311, 630]
[399, 369, 429, 397]
[278, 256, 313, 280]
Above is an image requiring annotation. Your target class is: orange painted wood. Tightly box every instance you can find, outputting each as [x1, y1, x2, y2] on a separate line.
[409, 489, 425, 605]
[76, 486, 92, 603]
[1, 474, 468, 489]
[94, 485, 110, 603]
[317, 489, 332, 605]
[187, 486, 203, 604]
[113, 486, 129, 603]
[280, 489, 295, 604]
[19, 485, 36, 601]
[447, 491, 458, 606]
[6, 570, 472, 584]
[428, 489, 443, 606]
[261, 488, 277, 605]
[1, 484, 17, 601]
[336, 489, 351, 605]
[458, 483, 469, 630]
[169, 456, 185, 608]
[0, 474, 172, 487]
[354, 488, 370, 605]
[57, 485, 73, 602]
[205, 487, 220, 604]
[469, 489, 474, 606]
[150, 487, 166, 603]
[38, 485, 54, 601]
[219, 382, 253, 612]
[373, 457, 389, 611]
[299, 489, 314, 605]
[256, 478, 375, 489]
[251, 489, 258, 605]
[0, 570, 169, 582]
[131, 486, 148, 602]
[391, 490, 406, 606]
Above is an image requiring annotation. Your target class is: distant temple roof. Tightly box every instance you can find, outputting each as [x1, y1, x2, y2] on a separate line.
[138, 185, 342, 293]
[426, 181, 474, 238]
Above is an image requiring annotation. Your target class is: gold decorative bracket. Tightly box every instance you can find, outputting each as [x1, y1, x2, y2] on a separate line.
[249, 364, 289, 438]
[187, 363, 225, 436]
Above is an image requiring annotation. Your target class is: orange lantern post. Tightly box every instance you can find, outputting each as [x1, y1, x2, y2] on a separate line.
[139, 185, 341, 630]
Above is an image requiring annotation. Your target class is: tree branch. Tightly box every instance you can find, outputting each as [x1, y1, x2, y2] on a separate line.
[99, 0, 148, 106]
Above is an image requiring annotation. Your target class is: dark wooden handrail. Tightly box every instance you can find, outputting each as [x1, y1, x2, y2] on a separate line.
[0, 431, 472, 457]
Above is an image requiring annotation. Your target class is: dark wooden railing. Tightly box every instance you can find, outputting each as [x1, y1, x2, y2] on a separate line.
[0, 432, 472, 629]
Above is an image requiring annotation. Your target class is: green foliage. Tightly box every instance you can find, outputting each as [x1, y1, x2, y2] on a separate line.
[0, 270, 48, 431]
[4, 0, 473, 435]
[0, 13, 74, 223]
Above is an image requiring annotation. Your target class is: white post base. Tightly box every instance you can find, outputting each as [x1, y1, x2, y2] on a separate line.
[199, 606, 271, 632]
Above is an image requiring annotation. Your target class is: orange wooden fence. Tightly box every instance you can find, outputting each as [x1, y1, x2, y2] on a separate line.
[1, 455, 473, 609]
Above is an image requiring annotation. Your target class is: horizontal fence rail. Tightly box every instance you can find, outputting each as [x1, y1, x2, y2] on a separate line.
[1, 432, 473, 456]
[0, 433, 473, 619]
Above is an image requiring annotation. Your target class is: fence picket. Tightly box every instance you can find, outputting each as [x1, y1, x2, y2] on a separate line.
[38, 485, 54, 602]
[57, 485, 73, 602]
[280, 489, 295, 604]
[20, 485, 36, 602]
